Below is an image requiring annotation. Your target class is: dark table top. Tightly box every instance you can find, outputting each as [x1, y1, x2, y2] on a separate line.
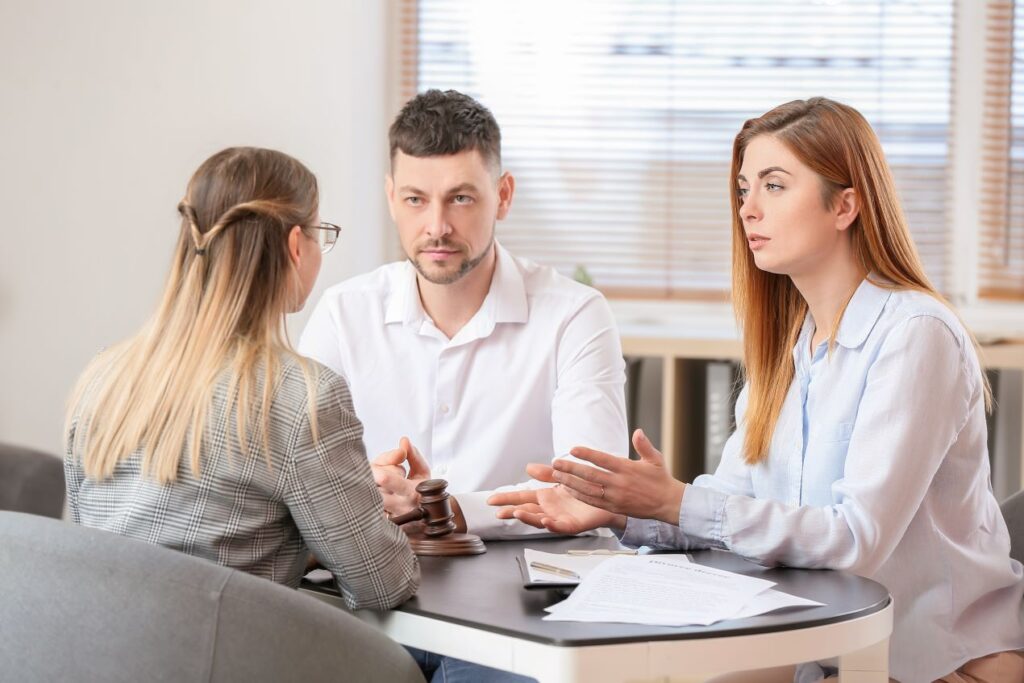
[304, 535, 890, 647]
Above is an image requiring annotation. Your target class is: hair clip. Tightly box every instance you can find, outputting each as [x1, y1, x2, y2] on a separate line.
[194, 248, 207, 256]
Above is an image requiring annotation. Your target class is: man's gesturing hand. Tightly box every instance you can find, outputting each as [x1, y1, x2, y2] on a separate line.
[372, 436, 431, 517]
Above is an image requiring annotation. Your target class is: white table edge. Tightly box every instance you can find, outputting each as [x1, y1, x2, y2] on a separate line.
[306, 589, 893, 683]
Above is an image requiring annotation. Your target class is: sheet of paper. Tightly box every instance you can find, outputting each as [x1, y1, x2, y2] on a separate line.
[727, 588, 823, 619]
[542, 556, 787, 626]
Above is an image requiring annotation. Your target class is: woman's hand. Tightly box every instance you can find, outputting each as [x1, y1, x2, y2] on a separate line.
[552, 429, 686, 525]
[487, 463, 626, 535]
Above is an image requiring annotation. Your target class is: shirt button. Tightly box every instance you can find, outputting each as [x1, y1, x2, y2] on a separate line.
[440, 404, 450, 414]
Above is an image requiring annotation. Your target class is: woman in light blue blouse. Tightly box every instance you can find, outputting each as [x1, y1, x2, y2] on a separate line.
[490, 98, 1024, 682]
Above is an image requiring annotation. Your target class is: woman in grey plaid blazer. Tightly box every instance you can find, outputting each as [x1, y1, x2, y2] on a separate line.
[64, 147, 419, 610]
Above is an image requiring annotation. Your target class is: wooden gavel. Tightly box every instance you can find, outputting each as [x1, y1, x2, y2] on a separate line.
[389, 479, 486, 556]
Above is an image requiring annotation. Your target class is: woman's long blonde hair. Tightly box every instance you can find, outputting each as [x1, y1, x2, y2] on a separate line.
[67, 147, 321, 483]
[730, 98, 987, 465]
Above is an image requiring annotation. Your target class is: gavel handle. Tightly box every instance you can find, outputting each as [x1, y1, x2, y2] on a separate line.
[390, 507, 426, 526]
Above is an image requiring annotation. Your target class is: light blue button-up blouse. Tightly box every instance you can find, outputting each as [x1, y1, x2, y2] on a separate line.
[619, 279, 1024, 682]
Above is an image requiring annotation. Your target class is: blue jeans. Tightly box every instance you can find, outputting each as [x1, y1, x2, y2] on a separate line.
[406, 646, 536, 683]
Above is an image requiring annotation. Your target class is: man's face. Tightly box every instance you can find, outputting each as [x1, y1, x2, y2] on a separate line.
[386, 149, 513, 285]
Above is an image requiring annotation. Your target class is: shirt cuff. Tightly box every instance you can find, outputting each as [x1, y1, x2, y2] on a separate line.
[615, 516, 658, 548]
[678, 484, 729, 548]
[615, 516, 696, 549]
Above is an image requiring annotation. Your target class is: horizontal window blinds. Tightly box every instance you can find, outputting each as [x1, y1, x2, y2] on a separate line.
[399, 0, 954, 297]
[979, 0, 1024, 299]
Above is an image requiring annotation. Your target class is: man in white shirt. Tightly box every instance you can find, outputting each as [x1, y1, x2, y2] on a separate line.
[299, 89, 628, 542]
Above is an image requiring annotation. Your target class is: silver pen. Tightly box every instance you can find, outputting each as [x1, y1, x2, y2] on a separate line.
[529, 561, 580, 579]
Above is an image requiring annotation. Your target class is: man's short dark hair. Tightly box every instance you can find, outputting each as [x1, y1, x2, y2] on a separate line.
[388, 89, 502, 171]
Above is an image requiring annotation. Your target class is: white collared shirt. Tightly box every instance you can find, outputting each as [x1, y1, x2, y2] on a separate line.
[620, 279, 1024, 682]
[299, 243, 628, 538]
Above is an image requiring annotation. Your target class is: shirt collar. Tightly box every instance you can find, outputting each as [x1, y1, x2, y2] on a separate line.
[794, 275, 893, 359]
[834, 276, 893, 349]
[487, 242, 529, 325]
[383, 259, 422, 326]
[382, 242, 528, 329]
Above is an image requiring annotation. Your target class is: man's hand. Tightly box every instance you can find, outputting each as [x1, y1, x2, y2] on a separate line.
[372, 437, 430, 517]
[487, 463, 626, 535]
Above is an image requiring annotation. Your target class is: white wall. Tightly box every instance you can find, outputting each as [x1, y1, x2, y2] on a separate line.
[0, 1, 393, 453]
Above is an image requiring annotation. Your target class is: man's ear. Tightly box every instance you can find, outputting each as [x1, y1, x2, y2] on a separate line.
[834, 188, 859, 232]
[385, 174, 397, 222]
[496, 172, 515, 220]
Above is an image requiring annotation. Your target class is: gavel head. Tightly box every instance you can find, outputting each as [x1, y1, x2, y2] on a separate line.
[389, 479, 458, 538]
[414, 479, 457, 538]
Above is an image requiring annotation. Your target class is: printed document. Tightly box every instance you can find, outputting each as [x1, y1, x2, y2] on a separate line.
[542, 556, 821, 626]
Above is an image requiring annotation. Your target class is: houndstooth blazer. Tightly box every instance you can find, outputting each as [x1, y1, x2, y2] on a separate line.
[64, 354, 419, 611]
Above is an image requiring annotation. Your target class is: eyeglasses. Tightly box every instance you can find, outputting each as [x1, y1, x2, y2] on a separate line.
[310, 222, 342, 254]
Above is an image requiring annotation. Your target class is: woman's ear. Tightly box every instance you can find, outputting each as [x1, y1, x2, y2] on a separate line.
[287, 225, 304, 265]
[835, 188, 859, 232]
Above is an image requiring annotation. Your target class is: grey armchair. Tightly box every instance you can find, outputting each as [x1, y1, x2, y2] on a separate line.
[1002, 489, 1024, 566]
[0, 441, 65, 518]
[0, 511, 425, 683]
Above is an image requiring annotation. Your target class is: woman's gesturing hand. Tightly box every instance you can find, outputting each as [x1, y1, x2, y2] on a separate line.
[551, 429, 686, 525]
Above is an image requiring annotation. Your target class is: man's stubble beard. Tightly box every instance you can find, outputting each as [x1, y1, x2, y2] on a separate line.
[409, 230, 496, 286]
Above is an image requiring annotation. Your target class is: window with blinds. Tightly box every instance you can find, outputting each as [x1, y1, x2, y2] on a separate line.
[979, 0, 1024, 299]
[398, 0, 957, 298]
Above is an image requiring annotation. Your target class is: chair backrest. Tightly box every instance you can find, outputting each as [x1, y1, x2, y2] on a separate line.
[1003, 489, 1024, 566]
[0, 511, 424, 683]
[0, 442, 65, 518]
